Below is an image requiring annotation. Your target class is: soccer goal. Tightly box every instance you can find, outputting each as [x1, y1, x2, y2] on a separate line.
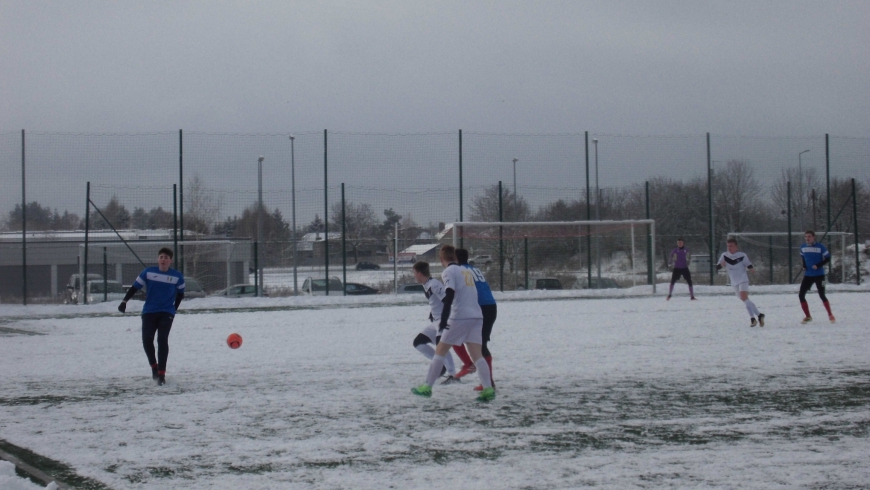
[449, 220, 656, 293]
[76, 239, 249, 304]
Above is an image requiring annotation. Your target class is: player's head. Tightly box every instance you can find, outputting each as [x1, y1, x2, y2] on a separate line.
[439, 245, 456, 266]
[677, 237, 685, 247]
[157, 247, 173, 270]
[455, 248, 470, 264]
[726, 237, 738, 253]
[412, 261, 430, 284]
[804, 230, 816, 244]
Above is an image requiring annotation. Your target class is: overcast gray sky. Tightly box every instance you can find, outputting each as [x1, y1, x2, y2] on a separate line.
[2, 0, 869, 136]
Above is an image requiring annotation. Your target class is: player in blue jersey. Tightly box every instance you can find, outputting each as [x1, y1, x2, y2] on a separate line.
[456, 248, 496, 391]
[799, 230, 835, 324]
[118, 248, 185, 385]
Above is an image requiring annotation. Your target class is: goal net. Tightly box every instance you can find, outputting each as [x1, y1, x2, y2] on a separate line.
[76, 239, 249, 304]
[449, 220, 656, 293]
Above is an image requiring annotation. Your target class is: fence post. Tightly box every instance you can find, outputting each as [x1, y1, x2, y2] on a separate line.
[707, 132, 714, 286]
[324, 129, 330, 295]
[341, 182, 347, 296]
[585, 131, 591, 287]
[178, 129, 184, 274]
[21, 129, 26, 305]
[769, 236, 774, 284]
[853, 178, 861, 285]
[173, 184, 178, 263]
[253, 241, 259, 293]
[787, 181, 793, 284]
[646, 181, 652, 286]
[84, 182, 90, 305]
[498, 181, 504, 292]
[458, 129, 463, 249]
[524, 236, 528, 290]
[825, 133, 831, 233]
[103, 247, 108, 303]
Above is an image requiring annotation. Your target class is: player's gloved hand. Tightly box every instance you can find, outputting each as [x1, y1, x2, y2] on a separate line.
[118, 301, 126, 313]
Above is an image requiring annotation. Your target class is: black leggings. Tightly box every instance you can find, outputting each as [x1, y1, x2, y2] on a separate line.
[481, 304, 497, 358]
[799, 275, 827, 303]
[142, 312, 175, 372]
[670, 268, 693, 286]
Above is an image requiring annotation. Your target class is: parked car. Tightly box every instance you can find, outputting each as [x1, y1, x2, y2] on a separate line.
[345, 282, 379, 295]
[468, 255, 493, 267]
[184, 278, 207, 299]
[355, 261, 381, 270]
[397, 283, 425, 294]
[301, 276, 343, 296]
[85, 280, 127, 303]
[210, 284, 266, 298]
[64, 273, 103, 304]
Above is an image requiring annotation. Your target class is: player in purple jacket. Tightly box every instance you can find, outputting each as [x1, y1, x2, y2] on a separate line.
[667, 238, 696, 301]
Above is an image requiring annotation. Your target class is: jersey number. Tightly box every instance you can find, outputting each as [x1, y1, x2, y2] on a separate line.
[461, 270, 474, 286]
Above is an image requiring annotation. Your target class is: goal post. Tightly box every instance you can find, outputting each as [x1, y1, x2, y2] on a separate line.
[449, 220, 656, 293]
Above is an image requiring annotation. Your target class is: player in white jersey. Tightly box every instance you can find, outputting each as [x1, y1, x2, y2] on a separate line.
[410, 261, 459, 384]
[717, 237, 765, 327]
[411, 245, 495, 401]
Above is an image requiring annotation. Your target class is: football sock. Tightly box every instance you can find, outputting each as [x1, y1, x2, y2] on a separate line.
[668, 283, 675, 295]
[453, 344, 473, 367]
[801, 301, 811, 317]
[416, 344, 435, 360]
[474, 357, 492, 389]
[443, 351, 457, 376]
[689, 285, 694, 297]
[425, 355, 446, 387]
[823, 300, 833, 316]
[744, 299, 760, 317]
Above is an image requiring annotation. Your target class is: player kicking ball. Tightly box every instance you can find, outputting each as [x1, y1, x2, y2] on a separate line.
[410, 261, 460, 384]
[717, 238, 765, 327]
[411, 245, 495, 401]
[118, 247, 185, 385]
[799, 230, 836, 324]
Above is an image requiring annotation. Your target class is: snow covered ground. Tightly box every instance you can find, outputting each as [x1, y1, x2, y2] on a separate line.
[1, 284, 869, 489]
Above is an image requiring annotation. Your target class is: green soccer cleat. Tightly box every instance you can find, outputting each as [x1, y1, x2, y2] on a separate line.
[476, 387, 496, 402]
[411, 384, 432, 398]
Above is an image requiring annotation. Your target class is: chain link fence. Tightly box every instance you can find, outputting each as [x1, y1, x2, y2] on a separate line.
[1, 130, 866, 303]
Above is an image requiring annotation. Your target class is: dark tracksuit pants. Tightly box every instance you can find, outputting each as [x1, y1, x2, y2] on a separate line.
[142, 312, 174, 372]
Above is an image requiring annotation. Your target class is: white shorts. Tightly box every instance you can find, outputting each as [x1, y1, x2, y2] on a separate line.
[420, 322, 439, 344]
[440, 318, 483, 346]
[733, 282, 749, 296]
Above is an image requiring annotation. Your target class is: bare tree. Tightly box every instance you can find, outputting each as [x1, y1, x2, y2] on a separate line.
[329, 201, 378, 262]
[713, 160, 763, 235]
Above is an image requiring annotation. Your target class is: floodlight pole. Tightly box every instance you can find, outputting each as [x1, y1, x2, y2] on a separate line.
[289, 135, 298, 295]
[257, 155, 264, 297]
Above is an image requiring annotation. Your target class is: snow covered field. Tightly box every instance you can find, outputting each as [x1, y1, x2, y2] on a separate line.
[1, 284, 869, 489]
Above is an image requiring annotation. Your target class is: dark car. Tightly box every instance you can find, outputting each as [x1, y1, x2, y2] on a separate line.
[184, 278, 207, 299]
[398, 283, 425, 294]
[355, 261, 381, 270]
[345, 282, 379, 295]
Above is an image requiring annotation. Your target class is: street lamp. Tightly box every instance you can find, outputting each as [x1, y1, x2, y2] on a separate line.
[257, 155, 264, 297]
[593, 139, 601, 287]
[798, 150, 810, 233]
[289, 136, 298, 295]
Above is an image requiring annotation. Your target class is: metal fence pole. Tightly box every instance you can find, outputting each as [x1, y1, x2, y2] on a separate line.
[769, 236, 774, 284]
[646, 181, 653, 286]
[826, 133, 831, 233]
[853, 178, 861, 285]
[341, 182, 347, 296]
[324, 129, 330, 295]
[103, 247, 108, 303]
[458, 129, 463, 249]
[173, 184, 178, 263]
[178, 129, 184, 273]
[585, 131, 591, 287]
[498, 181, 504, 292]
[21, 129, 26, 305]
[787, 181, 793, 283]
[84, 182, 90, 305]
[707, 132, 714, 286]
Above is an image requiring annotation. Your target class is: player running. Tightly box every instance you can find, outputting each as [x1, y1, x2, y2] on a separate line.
[410, 261, 460, 384]
[717, 238, 765, 327]
[667, 237, 696, 300]
[411, 245, 495, 401]
[456, 248, 497, 391]
[118, 247, 185, 385]
[799, 230, 836, 324]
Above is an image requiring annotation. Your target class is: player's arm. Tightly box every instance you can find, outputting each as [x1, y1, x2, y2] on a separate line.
[118, 275, 145, 313]
[439, 288, 454, 331]
[715, 254, 725, 270]
[816, 245, 831, 269]
[174, 291, 185, 311]
[746, 257, 755, 272]
[801, 255, 808, 270]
